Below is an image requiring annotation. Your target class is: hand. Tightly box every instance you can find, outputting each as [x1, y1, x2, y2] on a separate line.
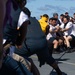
[55, 26, 59, 29]
[61, 29, 64, 32]
[55, 26, 60, 31]
[60, 29, 64, 32]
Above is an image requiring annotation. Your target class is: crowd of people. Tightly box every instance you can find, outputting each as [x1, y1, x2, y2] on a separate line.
[0, 0, 75, 75]
[39, 12, 75, 54]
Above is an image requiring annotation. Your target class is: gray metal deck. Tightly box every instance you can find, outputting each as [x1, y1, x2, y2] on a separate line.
[30, 51, 75, 75]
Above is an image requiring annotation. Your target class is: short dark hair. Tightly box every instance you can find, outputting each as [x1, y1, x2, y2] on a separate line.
[65, 12, 68, 14]
[73, 13, 75, 15]
[60, 14, 64, 17]
[64, 16, 70, 21]
[53, 13, 58, 17]
[49, 17, 57, 21]
[49, 17, 53, 21]
[43, 14, 49, 18]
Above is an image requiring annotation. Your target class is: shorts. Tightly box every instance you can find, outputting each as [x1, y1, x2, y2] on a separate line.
[70, 35, 75, 40]
[48, 36, 63, 43]
[48, 37, 56, 43]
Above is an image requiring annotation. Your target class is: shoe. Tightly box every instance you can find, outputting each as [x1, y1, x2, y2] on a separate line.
[60, 47, 65, 52]
[66, 47, 71, 53]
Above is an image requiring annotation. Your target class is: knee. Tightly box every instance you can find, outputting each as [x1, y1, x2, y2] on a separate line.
[58, 40, 63, 45]
[53, 40, 58, 45]
[67, 36, 72, 41]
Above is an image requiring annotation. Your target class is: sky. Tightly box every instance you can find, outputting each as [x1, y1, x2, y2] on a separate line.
[26, 0, 75, 19]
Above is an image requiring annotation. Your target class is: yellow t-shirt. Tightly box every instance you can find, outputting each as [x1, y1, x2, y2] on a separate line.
[38, 17, 48, 33]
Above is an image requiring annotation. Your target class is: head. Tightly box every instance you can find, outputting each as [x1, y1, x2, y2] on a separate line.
[73, 13, 75, 18]
[60, 14, 64, 21]
[65, 12, 69, 16]
[15, 0, 27, 8]
[49, 17, 53, 24]
[40, 15, 42, 19]
[51, 17, 57, 26]
[53, 13, 58, 19]
[22, 7, 31, 17]
[70, 17, 74, 23]
[63, 16, 69, 24]
[41, 14, 49, 22]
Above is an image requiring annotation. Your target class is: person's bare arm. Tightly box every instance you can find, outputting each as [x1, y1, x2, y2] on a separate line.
[49, 28, 59, 33]
[16, 20, 29, 49]
[60, 28, 70, 32]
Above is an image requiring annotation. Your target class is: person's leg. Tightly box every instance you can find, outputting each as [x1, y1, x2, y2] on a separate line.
[53, 40, 59, 53]
[58, 39, 64, 52]
[49, 62, 62, 75]
[15, 55, 40, 75]
[14, 46, 40, 75]
[4, 43, 38, 75]
[12, 53, 31, 71]
[3, 56, 32, 75]
[14, 54, 40, 75]
[46, 55, 63, 75]
[58, 39, 63, 46]
[53, 40, 58, 49]
[36, 47, 63, 75]
[29, 58, 40, 75]
[63, 36, 69, 48]
[66, 36, 72, 47]
[45, 54, 62, 75]
[65, 35, 74, 52]
[63, 36, 72, 48]
[47, 40, 53, 55]
[48, 38, 59, 53]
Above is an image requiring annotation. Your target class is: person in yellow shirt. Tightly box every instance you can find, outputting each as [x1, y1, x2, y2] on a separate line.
[38, 14, 49, 34]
